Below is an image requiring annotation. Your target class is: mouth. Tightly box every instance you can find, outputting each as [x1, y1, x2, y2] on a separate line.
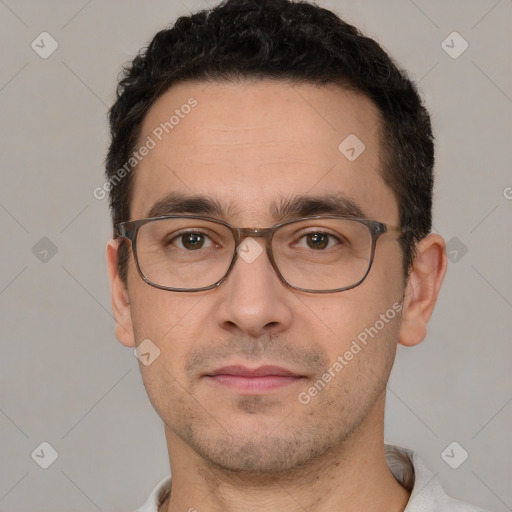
[204, 365, 306, 394]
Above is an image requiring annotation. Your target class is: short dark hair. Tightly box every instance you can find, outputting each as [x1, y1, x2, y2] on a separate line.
[106, 0, 434, 283]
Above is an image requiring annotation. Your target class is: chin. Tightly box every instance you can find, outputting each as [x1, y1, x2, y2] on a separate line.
[183, 422, 342, 476]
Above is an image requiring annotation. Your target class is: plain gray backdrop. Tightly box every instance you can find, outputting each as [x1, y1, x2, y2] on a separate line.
[1, 0, 511, 510]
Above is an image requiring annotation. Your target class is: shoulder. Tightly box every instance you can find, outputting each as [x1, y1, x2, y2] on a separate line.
[385, 445, 491, 512]
[437, 494, 491, 512]
[134, 475, 172, 512]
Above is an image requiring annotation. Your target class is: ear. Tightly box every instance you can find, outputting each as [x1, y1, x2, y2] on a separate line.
[106, 238, 135, 348]
[398, 233, 448, 347]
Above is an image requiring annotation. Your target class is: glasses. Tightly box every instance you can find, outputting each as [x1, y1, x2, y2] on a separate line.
[117, 215, 405, 293]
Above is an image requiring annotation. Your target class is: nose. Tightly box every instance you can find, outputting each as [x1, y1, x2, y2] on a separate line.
[213, 237, 293, 338]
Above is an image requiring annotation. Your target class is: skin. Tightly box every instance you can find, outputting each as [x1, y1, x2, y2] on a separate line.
[107, 80, 447, 512]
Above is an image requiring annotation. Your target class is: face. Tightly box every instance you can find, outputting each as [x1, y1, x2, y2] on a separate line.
[111, 80, 411, 474]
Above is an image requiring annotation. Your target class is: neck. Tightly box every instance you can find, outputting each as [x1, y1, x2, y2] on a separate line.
[162, 395, 410, 512]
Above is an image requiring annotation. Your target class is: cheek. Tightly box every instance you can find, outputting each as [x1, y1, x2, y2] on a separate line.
[299, 280, 403, 347]
[138, 354, 196, 432]
[127, 263, 203, 338]
[128, 285, 206, 419]
[128, 279, 218, 391]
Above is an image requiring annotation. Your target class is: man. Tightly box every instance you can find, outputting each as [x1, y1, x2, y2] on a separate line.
[105, 1, 488, 511]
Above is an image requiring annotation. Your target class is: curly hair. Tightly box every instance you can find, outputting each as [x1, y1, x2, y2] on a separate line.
[106, 0, 434, 282]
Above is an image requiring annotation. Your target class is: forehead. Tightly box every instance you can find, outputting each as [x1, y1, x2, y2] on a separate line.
[131, 80, 398, 224]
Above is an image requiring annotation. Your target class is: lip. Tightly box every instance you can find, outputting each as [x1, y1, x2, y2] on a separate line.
[205, 365, 305, 394]
[208, 365, 300, 377]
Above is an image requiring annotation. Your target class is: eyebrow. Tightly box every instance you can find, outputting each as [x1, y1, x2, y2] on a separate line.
[145, 191, 367, 222]
[272, 193, 366, 220]
[146, 192, 231, 219]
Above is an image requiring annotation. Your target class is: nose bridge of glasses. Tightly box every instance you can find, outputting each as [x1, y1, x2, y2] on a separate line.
[235, 227, 273, 244]
[231, 227, 281, 285]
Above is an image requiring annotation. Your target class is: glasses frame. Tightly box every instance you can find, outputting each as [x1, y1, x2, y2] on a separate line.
[117, 214, 405, 294]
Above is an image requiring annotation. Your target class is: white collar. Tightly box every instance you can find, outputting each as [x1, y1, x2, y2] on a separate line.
[135, 445, 488, 512]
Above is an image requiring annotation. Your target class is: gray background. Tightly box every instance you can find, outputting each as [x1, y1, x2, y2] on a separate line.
[1, 0, 511, 510]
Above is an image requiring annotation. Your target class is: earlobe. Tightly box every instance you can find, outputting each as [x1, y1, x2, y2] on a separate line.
[398, 234, 448, 347]
[106, 239, 136, 348]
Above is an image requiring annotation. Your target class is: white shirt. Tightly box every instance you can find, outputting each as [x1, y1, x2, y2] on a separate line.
[134, 445, 489, 512]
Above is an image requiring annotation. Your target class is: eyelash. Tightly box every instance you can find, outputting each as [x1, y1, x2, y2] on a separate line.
[167, 229, 343, 250]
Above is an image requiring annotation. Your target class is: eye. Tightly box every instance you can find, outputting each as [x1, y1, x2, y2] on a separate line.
[297, 232, 340, 250]
[171, 232, 214, 250]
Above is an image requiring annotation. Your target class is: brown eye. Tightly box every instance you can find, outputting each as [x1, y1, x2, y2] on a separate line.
[170, 232, 212, 250]
[182, 233, 204, 249]
[306, 233, 329, 250]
